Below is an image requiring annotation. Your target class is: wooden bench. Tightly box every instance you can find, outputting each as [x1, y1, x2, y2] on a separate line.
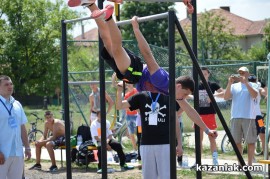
[58, 145, 98, 170]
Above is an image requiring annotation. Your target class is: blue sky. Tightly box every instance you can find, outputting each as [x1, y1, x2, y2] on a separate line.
[69, 0, 270, 37]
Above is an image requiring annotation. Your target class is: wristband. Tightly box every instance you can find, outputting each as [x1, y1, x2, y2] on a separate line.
[204, 128, 210, 135]
[25, 147, 31, 151]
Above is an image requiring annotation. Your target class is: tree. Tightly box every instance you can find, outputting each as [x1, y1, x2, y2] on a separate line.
[246, 43, 268, 61]
[182, 10, 243, 62]
[263, 20, 270, 52]
[120, 2, 175, 47]
[0, 0, 79, 97]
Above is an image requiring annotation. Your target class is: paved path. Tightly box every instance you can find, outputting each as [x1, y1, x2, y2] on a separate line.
[31, 130, 226, 161]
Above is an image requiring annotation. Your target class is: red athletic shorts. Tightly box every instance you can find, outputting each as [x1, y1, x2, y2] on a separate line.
[199, 114, 217, 130]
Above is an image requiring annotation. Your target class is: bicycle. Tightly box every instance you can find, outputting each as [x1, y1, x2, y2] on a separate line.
[28, 112, 44, 145]
[221, 113, 268, 155]
[221, 133, 264, 155]
[112, 120, 129, 149]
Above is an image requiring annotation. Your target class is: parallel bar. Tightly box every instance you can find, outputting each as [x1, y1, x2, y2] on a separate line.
[64, 16, 93, 24]
[68, 81, 112, 85]
[64, 12, 168, 25]
[116, 12, 168, 26]
[125, 0, 183, 1]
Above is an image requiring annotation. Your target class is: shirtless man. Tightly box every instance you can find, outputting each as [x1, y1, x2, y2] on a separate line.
[89, 83, 114, 124]
[29, 111, 65, 172]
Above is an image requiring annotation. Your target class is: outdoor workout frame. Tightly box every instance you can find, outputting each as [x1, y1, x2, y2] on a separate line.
[61, 8, 252, 179]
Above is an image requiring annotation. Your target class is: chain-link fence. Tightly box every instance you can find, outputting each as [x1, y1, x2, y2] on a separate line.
[67, 40, 268, 132]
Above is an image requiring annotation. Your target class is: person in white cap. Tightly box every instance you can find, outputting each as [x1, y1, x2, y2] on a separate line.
[224, 66, 258, 166]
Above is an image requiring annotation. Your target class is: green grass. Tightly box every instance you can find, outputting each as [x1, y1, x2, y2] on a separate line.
[24, 105, 267, 178]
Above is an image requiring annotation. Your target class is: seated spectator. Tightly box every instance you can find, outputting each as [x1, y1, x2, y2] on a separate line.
[29, 111, 65, 172]
[90, 111, 134, 173]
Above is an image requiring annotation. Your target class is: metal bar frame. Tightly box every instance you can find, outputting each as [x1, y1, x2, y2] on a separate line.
[61, 3, 254, 177]
[174, 10, 252, 179]
[125, 0, 183, 2]
[61, 8, 170, 179]
[68, 81, 112, 85]
[64, 12, 168, 25]
[168, 10, 176, 179]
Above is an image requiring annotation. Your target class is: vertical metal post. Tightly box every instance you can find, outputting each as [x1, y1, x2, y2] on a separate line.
[61, 20, 72, 179]
[191, 1, 202, 179]
[265, 55, 270, 160]
[168, 10, 176, 179]
[97, 0, 107, 178]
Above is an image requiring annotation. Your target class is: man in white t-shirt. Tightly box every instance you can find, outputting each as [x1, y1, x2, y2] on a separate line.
[248, 75, 267, 155]
[90, 111, 134, 173]
[224, 66, 258, 166]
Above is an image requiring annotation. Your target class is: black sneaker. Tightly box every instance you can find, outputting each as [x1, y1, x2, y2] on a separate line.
[177, 156, 182, 167]
[49, 165, 58, 172]
[190, 164, 196, 170]
[29, 163, 41, 170]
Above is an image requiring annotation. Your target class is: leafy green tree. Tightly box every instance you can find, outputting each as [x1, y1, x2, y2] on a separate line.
[246, 43, 268, 61]
[263, 20, 270, 52]
[120, 2, 175, 47]
[182, 11, 243, 62]
[0, 0, 79, 97]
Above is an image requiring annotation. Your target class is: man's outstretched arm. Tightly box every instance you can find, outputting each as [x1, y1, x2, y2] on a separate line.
[131, 16, 159, 75]
[177, 99, 218, 138]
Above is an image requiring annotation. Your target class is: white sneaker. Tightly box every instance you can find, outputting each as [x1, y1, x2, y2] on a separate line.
[68, 0, 95, 7]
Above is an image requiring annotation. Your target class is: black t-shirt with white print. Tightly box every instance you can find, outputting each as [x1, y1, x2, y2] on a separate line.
[199, 81, 221, 114]
[127, 91, 180, 145]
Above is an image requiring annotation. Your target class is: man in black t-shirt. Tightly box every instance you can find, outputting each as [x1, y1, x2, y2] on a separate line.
[116, 76, 218, 179]
[198, 67, 224, 166]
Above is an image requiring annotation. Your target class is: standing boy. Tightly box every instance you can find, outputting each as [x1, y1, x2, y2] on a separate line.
[116, 76, 217, 178]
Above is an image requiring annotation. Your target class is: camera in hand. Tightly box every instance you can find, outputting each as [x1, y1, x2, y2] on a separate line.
[231, 74, 241, 82]
[231, 74, 240, 78]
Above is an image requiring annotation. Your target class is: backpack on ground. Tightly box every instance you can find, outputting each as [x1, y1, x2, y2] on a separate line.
[77, 140, 97, 165]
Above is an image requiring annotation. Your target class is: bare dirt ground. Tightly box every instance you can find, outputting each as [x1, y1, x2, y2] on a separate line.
[24, 160, 142, 179]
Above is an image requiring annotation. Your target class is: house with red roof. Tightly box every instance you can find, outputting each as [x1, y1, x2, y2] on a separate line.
[180, 6, 267, 52]
[74, 7, 268, 51]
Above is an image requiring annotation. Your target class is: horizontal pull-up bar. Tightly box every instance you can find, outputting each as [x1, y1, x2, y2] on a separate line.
[116, 12, 168, 26]
[68, 81, 112, 85]
[64, 12, 168, 24]
[125, 0, 183, 2]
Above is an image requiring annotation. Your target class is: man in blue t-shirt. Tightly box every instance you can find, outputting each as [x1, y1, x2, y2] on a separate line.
[224, 66, 258, 166]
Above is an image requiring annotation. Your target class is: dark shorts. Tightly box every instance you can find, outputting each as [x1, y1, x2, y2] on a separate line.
[101, 47, 143, 84]
[255, 115, 265, 134]
[53, 136, 65, 148]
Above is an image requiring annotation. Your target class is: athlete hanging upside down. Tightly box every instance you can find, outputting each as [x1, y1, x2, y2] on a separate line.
[68, 0, 193, 95]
